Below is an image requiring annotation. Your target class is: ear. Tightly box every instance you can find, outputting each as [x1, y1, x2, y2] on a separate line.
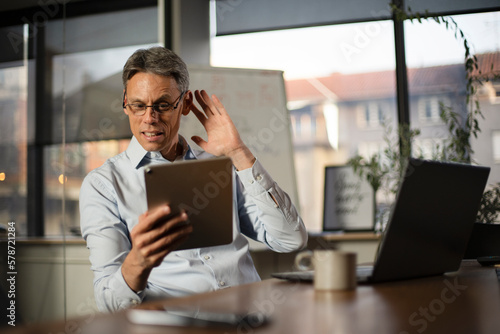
[122, 89, 129, 116]
[181, 90, 193, 116]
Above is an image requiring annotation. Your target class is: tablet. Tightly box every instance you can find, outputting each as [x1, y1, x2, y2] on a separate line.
[144, 157, 234, 251]
[127, 308, 269, 328]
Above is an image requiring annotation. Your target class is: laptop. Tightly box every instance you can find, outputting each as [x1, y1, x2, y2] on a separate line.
[144, 157, 234, 251]
[273, 158, 490, 283]
[464, 222, 500, 259]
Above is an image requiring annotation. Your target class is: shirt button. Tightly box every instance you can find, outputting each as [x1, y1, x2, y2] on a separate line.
[249, 180, 255, 184]
[256, 175, 262, 181]
[219, 281, 226, 287]
[131, 300, 139, 305]
[204, 255, 211, 260]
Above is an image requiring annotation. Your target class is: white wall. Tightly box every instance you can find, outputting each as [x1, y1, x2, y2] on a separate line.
[0, 241, 97, 325]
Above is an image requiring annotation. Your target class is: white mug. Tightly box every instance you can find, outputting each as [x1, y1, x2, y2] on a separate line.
[314, 250, 357, 291]
[295, 250, 357, 291]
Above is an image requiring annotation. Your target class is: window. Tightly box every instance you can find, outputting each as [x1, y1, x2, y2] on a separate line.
[405, 12, 500, 189]
[358, 102, 386, 128]
[41, 7, 157, 236]
[417, 96, 450, 124]
[418, 96, 439, 123]
[0, 64, 27, 234]
[0, 3, 158, 237]
[486, 81, 500, 104]
[213, 10, 500, 232]
[289, 104, 317, 143]
[212, 20, 397, 232]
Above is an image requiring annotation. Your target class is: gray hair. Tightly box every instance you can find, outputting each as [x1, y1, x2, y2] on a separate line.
[122, 46, 189, 92]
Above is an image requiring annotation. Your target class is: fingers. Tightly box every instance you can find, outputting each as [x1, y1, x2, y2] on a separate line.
[130, 206, 192, 268]
[189, 102, 208, 125]
[194, 90, 224, 116]
[211, 94, 226, 114]
[149, 223, 192, 259]
[194, 90, 213, 115]
[133, 204, 171, 235]
[139, 214, 192, 266]
[190, 135, 207, 150]
[190, 90, 226, 140]
[155, 211, 191, 245]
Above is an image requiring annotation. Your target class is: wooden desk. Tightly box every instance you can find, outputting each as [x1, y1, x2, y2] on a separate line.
[317, 231, 381, 241]
[6, 261, 500, 334]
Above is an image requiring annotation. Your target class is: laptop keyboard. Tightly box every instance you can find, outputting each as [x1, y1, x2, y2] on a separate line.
[356, 265, 374, 278]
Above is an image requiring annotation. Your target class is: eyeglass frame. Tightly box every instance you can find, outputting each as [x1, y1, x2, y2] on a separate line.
[122, 90, 186, 116]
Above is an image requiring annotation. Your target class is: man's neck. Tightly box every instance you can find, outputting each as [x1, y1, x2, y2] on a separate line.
[160, 136, 186, 162]
[160, 142, 178, 161]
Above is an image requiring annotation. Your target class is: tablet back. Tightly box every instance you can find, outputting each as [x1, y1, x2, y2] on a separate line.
[144, 157, 234, 251]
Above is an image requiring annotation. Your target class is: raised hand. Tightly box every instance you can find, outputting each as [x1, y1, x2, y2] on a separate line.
[189, 90, 255, 170]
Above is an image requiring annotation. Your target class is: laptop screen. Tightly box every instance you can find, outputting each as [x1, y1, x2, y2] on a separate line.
[323, 165, 374, 231]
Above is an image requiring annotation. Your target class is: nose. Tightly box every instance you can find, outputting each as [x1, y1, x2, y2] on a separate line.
[142, 106, 159, 123]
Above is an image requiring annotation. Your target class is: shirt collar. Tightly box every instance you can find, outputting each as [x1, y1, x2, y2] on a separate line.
[126, 135, 193, 169]
[176, 135, 189, 161]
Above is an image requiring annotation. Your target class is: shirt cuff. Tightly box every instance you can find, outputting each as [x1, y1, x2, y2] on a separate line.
[110, 266, 145, 307]
[235, 159, 275, 196]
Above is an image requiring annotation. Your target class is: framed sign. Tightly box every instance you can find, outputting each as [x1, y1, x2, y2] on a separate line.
[322, 165, 374, 231]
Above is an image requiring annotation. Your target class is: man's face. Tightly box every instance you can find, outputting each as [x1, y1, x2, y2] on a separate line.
[123, 72, 190, 159]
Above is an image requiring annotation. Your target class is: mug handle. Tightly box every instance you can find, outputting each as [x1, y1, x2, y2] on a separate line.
[294, 250, 314, 271]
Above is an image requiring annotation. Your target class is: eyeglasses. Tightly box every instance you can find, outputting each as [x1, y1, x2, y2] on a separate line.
[122, 91, 186, 116]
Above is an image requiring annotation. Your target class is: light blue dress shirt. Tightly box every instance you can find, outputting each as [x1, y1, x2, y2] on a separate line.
[80, 136, 307, 312]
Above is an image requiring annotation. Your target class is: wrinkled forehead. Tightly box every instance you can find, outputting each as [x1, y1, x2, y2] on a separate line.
[125, 71, 181, 93]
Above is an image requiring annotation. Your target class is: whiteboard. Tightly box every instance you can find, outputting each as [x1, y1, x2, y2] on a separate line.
[180, 66, 299, 207]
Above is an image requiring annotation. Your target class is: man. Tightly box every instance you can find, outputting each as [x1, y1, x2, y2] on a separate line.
[80, 46, 307, 312]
